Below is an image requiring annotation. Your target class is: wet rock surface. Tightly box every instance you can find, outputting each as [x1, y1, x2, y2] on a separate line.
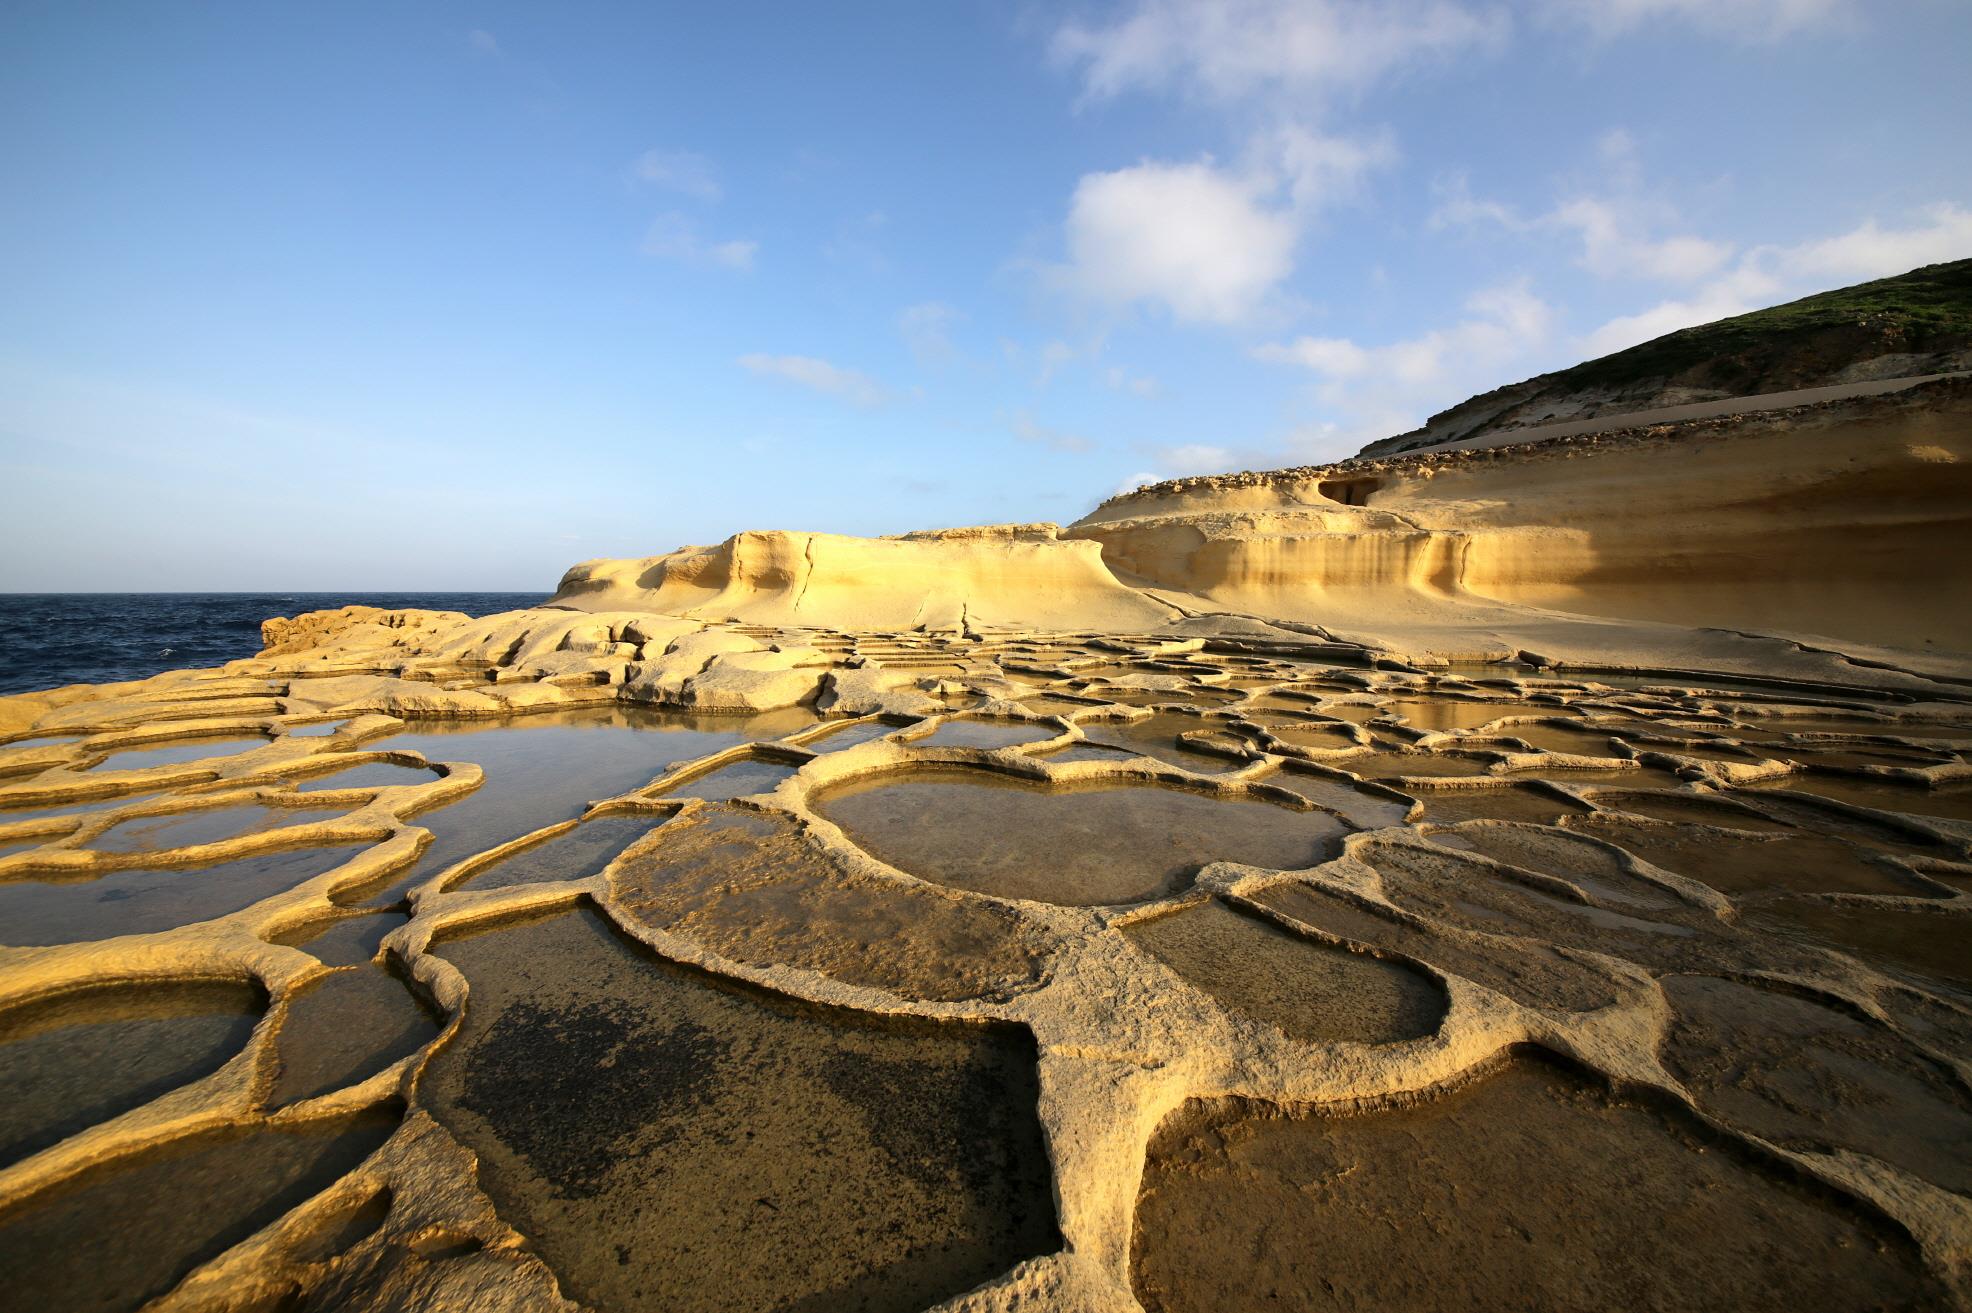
[1132, 1056, 1950, 1313]
[1123, 898, 1445, 1045]
[425, 906, 1058, 1313]
[3, 616, 1970, 1313]
[612, 804, 1055, 1001]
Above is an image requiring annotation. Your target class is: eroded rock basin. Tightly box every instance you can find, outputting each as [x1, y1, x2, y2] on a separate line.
[0, 978, 265, 1169]
[1132, 1056, 1951, 1312]
[0, 1104, 399, 1313]
[425, 905, 1058, 1313]
[816, 767, 1349, 905]
[612, 804, 1055, 1001]
[1124, 898, 1446, 1045]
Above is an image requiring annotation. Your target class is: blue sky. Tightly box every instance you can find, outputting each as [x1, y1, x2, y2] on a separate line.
[3, 0, 1969, 590]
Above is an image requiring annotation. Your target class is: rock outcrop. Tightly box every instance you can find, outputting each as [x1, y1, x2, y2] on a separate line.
[552, 523, 1181, 632]
[1073, 378, 1972, 654]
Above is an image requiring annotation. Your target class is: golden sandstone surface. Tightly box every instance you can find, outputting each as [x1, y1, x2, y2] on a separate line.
[0, 378, 1970, 1312]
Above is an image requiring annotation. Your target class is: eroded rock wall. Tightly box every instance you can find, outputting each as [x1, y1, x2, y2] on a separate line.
[553, 524, 1180, 632]
[1071, 380, 1972, 652]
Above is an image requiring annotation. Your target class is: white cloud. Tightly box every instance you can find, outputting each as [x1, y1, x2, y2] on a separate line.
[899, 302, 963, 365]
[1060, 158, 1299, 324]
[1548, 198, 1734, 282]
[737, 354, 887, 407]
[1052, 0, 1506, 104]
[1114, 470, 1170, 495]
[641, 213, 757, 271]
[1258, 280, 1552, 387]
[1434, 177, 1732, 284]
[1012, 411, 1095, 453]
[632, 149, 722, 202]
[1255, 279, 1557, 455]
[1580, 203, 1972, 356]
[1777, 204, 1972, 283]
[1049, 121, 1387, 327]
[1541, 0, 1852, 40]
[466, 29, 501, 57]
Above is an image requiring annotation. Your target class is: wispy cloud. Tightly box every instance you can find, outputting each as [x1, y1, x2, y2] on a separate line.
[465, 28, 501, 57]
[1539, 0, 1853, 40]
[641, 213, 757, 271]
[899, 302, 963, 365]
[738, 354, 887, 407]
[1103, 366, 1161, 397]
[1051, 0, 1506, 105]
[1012, 410, 1094, 453]
[631, 149, 723, 202]
[823, 210, 890, 273]
[1433, 164, 1733, 284]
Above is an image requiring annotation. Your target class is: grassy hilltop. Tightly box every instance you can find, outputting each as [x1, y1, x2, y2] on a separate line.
[1361, 258, 1972, 456]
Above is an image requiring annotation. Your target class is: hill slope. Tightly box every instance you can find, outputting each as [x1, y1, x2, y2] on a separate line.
[1358, 258, 1972, 457]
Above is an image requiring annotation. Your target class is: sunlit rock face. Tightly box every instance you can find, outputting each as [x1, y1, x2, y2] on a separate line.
[1069, 379, 1972, 653]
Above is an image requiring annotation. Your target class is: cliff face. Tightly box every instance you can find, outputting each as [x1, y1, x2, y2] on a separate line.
[1070, 379, 1972, 652]
[1360, 259, 1972, 457]
[552, 523, 1181, 632]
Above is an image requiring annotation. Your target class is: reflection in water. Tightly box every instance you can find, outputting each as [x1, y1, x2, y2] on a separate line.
[90, 803, 341, 853]
[344, 706, 816, 905]
[0, 979, 265, 1168]
[0, 1105, 400, 1313]
[86, 736, 271, 773]
[0, 844, 369, 946]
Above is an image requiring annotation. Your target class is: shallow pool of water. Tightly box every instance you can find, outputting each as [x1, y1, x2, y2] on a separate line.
[86, 736, 271, 773]
[0, 978, 264, 1169]
[912, 719, 1059, 750]
[817, 768, 1348, 905]
[264, 967, 440, 1107]
[89, 803, 342, 853]
[426, 905, 1058, 1313]
[0, 844, 370, 946]
[340, 707, 813, 906]
[1124, 899, 1444, 1045]
[458, 813, 670, 890]
[0, 1104, 399, 1313]
[1131, 1057, 1945, 1312]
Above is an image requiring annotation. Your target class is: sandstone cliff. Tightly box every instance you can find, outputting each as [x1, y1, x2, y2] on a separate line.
[551, 523, 1181, 632]
[1072, 378, 1972, 654]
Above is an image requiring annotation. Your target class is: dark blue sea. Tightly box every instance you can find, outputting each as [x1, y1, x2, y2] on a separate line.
[0, 593, 547, 697]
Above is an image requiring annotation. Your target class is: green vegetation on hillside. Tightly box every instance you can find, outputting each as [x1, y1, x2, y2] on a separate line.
[1555, 258, 1972, 393]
